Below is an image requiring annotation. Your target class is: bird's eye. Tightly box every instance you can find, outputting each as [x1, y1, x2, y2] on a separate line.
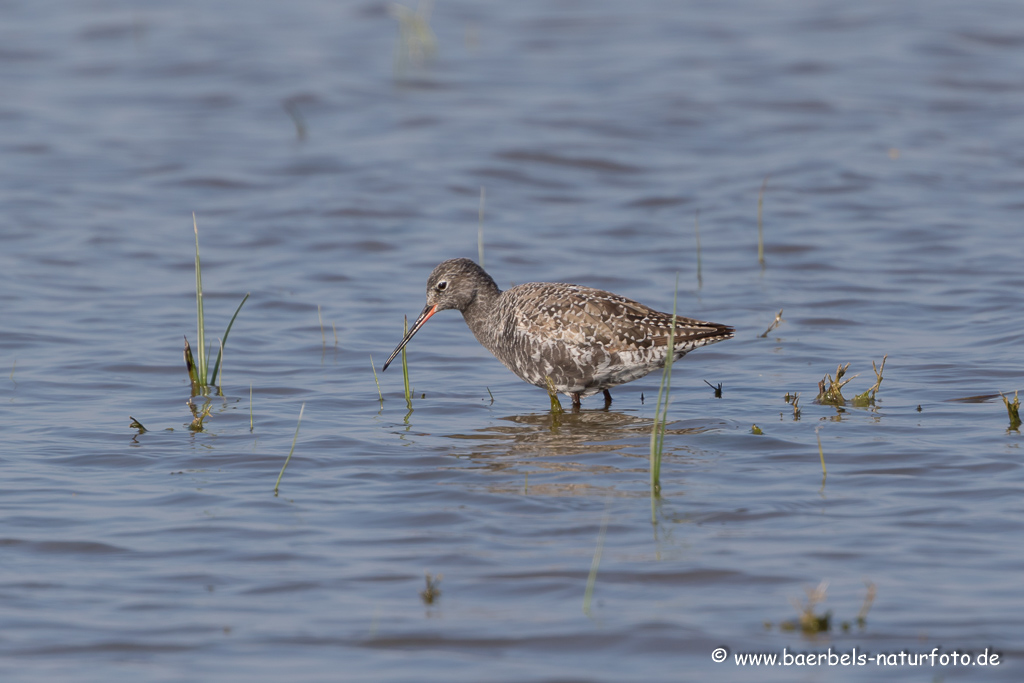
[437, 281, 448, 292]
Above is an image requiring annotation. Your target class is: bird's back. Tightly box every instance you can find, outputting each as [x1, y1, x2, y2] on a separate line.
[472, 282, 733, 397]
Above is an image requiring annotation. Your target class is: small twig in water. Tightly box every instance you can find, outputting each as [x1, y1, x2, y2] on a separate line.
[759, 308, 784, 338]
[703, 379, 723, 398]
[318, 305, 326, 349]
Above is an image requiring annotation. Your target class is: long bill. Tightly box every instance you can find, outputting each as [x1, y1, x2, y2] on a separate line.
[382, 303, 438, 371]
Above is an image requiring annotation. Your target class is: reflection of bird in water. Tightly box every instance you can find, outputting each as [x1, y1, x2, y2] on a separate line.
[383, 259, 733, 407]
[446, 410, 715, 475]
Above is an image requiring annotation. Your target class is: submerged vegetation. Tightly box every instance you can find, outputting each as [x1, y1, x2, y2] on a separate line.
[852, 355, 887, 407]
[583, 507, 610, 617]
[544, 376, 564, 415]
[767, 580, 876, 635]
[185, 214, 250, 396]
[420, 572, 442, 605]
[817, 356, 887, 408]
[1001, 391, 1021, 431]
[816, 363, 857, 406]
[187, 397, 212, 432]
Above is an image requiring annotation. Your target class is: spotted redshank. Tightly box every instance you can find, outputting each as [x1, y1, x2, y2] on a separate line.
[382, 258, 733, 407]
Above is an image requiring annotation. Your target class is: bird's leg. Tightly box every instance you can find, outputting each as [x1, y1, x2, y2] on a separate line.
[571, 392, 582, 408]
[602, 389, 612, 407]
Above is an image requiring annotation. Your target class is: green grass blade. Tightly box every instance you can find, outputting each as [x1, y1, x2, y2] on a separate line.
[274, 403, 305, 496]
[193, 213, 207, 384]
[370, 354, 384, 405]
[209, 292, 250, 386]
[402, 316, 412, 410]
[649, 275, 679, 520]
[184, 336, 200, 395]
[817, 427, 827, 477]
[583, 506, 610, 617]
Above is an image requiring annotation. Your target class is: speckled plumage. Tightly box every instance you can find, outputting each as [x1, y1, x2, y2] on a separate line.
[382, 258, 733, 406]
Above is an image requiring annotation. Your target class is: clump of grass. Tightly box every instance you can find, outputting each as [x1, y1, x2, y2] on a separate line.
[419, 572, 442, 605]
[759, 308, 784, 338]
[779, 581, 830, 634]
[842, 581, 877, 631]
[816, 363, 857, 406]
[129, 416, 147, 433]
[401, 316, 413, 410]
[649, 277, 679, 517]
[853, 355, 887, 406]
[751, 424, 763, 435]
[274, 403, 305, 496]
[1001, 391, 1021, 431]
[785, 392, 801, 420]
[768, 580, 876, 634]
[185, 214, 250, 396]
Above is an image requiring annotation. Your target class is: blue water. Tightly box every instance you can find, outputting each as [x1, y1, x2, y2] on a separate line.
[1, 0, 1022, 681]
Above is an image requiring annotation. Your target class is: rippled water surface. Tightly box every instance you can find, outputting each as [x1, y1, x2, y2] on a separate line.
[2, 0, 1023, 681]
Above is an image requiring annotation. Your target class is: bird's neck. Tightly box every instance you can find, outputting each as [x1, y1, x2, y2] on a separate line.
[460, 278, 502, 348]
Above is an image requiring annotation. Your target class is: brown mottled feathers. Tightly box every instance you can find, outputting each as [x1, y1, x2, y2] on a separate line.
[505, 283, 731, 353]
